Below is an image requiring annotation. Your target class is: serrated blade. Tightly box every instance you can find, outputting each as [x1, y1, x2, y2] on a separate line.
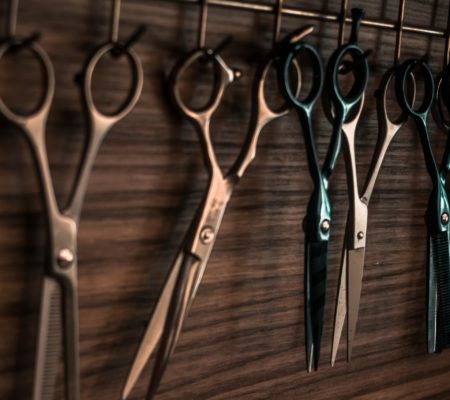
[33, 277, 63, 400]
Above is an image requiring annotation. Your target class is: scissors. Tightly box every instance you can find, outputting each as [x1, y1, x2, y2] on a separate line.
[399, 58, 450, 354]
[121, 22, 310, 400]
[277, 27, 339, 372]
[322, 8, 370, 363]
[0, 1, 143, 398]
[430, 4, 450, 354]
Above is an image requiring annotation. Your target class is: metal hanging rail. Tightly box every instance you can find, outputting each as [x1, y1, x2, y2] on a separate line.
[164, 0, 446, 38]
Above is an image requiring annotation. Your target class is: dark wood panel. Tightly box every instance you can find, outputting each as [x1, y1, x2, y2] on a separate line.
[1, 0, 450, 399]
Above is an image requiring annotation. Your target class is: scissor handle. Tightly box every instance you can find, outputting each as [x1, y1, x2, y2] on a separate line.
[327, 44, 369, 118]
[82, 42, 143, 133]
[433, 73, 450, 132]
[279, 42, 323, 112]
[395, 58, 434, 119]
[439, 64, 450, 177]
[170, 48, 236, 128]
[0, 38, 54, 131]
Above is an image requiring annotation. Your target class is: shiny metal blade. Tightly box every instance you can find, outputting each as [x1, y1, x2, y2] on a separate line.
[347, 247, 366, 361]
[331, 235, 348, 366]
[63, 271, 80, 400]
[305, 241, 328, 371]
[147, 254, 200, 399]
[121, 251, 185, 400]
[33, 277, 63, 400]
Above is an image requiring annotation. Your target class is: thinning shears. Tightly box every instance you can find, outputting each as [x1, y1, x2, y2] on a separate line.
[277, 28, 340, 372]
[0, 0, 143, 398]
[121, 24, 311, 400]
[324, 8, 370, 363]
[397, 59, 450, 354]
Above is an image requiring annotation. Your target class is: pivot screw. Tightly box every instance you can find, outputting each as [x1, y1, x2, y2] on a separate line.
[57, 248, 74, 268]
[321, 219, 330, 233]
[357, 231, 364, 240]
[200, 227, 215, 244]
[442, 212, 449, 225]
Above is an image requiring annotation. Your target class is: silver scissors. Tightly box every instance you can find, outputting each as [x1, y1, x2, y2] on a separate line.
[121, 1, 306, 398]
[331, 1, 414, 363]
[0, 1, 143, 399]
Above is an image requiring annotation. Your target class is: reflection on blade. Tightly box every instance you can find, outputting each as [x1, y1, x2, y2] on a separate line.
[305, 241, 328, 372]
[121, 251, 186, 400]
[347, 247, 366, 361]
[147, 254, 201, 399]
[33, 277, 62, 400]
[331, 233, 348, 366]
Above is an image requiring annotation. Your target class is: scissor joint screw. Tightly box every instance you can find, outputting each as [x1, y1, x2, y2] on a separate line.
[200, 227, 215, 244]
[357, 231, 364, 240]
[57, 248, 74, 268]
[320, 219, 330, 233]
[442, 212, 449, 225]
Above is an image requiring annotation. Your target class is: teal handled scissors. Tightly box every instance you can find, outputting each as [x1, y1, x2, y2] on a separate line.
[277, 27, 339, 372]
[323, 8, 371, 364]
[0, 0, 143, 398]
[401, 58, 450, 354]
[121, 23, 312, 400]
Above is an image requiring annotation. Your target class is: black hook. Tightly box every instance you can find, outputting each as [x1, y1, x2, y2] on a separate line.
[349, 8, 365, 44]
[111, 24, 146, 58]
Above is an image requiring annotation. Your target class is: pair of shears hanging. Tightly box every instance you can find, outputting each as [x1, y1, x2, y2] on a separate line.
[429, 1, 450, 354]
[0, 0, 144, 398]
[121, 1, 311, 397]
[276, 23, 338, 372]
[324, 7, 372, 363]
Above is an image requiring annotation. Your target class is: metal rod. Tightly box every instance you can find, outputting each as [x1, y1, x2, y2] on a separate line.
[8, 0, 18, 37]
[273, 0, 283, 45]
[394, 0, 406, 65]
[198, 0, 208, 48]
[165, 0, 447, 39]
[338, 0, 348, 46]
[110, 0, 121, 42]
[445, 0, 450, 66]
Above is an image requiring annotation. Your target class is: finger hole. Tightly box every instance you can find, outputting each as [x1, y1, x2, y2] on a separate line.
[87, 45, 142, 118]
[332, 46, 368, 105]
[282, 44, 322, 106]
[398, 61, 433, 115]
[433, 76, 450, 130]
[0, 42, 49, 116]
[172, 50, 224, 114]
[380, 68, 412, 125]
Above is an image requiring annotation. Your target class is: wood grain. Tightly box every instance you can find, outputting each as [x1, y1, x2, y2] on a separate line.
[1, 0, 450, 399]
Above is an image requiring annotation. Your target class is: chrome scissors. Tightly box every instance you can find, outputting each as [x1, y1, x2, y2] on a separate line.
[398, 58, 450, 354]
[0, 1, 143, 398]
[277, 29, 338, 372]
[121, 23, 310, 400]
[323, 8, 370, 363]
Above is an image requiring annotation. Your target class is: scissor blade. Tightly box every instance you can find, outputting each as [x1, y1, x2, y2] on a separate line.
[331, 234, 348, 366]
[347, 247, 366, 361]
[428, 234, 438, 353]
[63, 271, 80, 400]
[121, 250, 185, 400]
[305, 240, 328, 372]
[33, 277, 63, 400]
[431, 232, 450, 351]
[147, 254, 201, 399]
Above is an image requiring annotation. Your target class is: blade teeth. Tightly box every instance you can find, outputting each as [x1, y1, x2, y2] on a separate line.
[40, 283, 63, 400]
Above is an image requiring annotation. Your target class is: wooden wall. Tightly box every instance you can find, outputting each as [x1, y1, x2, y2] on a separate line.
[1, 0, 450, 398]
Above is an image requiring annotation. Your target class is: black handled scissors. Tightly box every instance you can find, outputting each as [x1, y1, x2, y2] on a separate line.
[277, 31, 336, 372]
[398, 59, 450, 354]
[0, 1, 143, 398]
[121, 26, 309, 400]
[324, 8, 370, 363]
[433, 61, 450, 352]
